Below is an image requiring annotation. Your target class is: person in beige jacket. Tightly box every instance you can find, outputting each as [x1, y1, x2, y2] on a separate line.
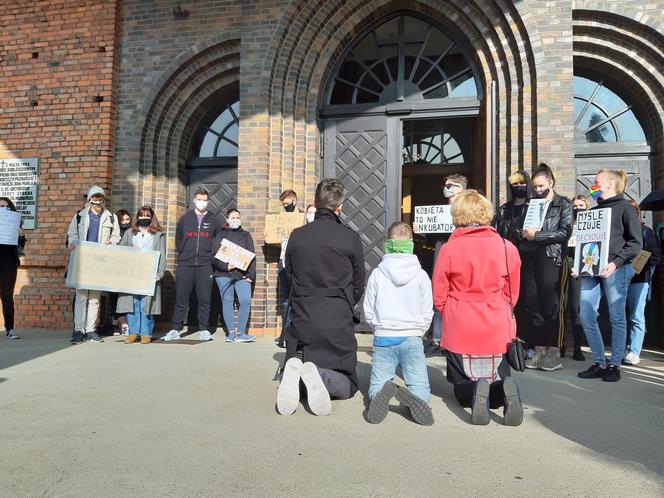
[66, 186, 120, 343]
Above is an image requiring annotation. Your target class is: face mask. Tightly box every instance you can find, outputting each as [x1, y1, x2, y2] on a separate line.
[511, 185, 528, 199]
[442, 185, 459, 199]
[0, 206, 10, 210]
[589, 184, 602, 200]
[384, 239, 414, 254]
[120, 223, 131, 230]
[306, 213, 315, 224]
[532, 188, 550, 199]
[194, 200, 208, 211]
[227, 218, 241, 230]
[137, 218, 151, 227]
[90, 199, 104, 206]
[283, 202, 296, 213]
[572, 208, 586, 220]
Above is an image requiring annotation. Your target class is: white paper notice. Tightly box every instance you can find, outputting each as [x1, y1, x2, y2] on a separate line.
[413, 205, 454, 234]
[523, 199, 551, 229]
[0, 209, 21, 245]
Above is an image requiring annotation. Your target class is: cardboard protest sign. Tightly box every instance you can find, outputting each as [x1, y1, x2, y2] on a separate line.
[632, 250, 652, 275]
[413, 205, 454, 234]
[523, 199, 550, 229]
[65, 242, 160, 295]
[265, 212, 305, 244]
[573, 208, 611, 277]
[0, 209, 21, 245]
[215, 238, 256, 271]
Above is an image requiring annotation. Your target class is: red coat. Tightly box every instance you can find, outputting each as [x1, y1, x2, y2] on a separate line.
[432, 226, 521, 355]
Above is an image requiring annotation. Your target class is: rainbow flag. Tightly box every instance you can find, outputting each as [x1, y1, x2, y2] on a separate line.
[589, 184, 602, 200]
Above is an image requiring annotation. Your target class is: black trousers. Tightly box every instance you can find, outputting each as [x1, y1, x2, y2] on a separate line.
[1, 261, 17, 331]
[564, 275, 585, 350]
[445, 351, 511, 409]
[520, 249, 566, 348]
[171, 265, 213, 330]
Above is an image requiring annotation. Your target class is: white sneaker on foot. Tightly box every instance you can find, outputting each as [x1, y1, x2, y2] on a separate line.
[623, 351, 640, 365]
[300, 362, 332, 416]
[199, 330, 213, 341]
[277, 358, 302, 415]
[161, 329, 181, 341]
[6, 329, 19, 340]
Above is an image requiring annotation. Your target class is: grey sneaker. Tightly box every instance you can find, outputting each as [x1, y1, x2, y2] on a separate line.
[199, 330, 213, 341]
[86, 331, 104, 343]
[6, 329, 19, 339]
[524, 350, 541, 369]
[538, 352, 562, 371]
[161, 329, 181, 341]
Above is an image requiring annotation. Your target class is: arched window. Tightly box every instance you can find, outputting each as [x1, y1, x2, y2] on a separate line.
[574, 76, 646, 143]
[195, 101, 239, 158]
[327, 15, 479, 105]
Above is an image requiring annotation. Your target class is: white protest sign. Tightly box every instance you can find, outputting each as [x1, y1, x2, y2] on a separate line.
[573, 208, 612, 277]
[215, 238, 256, 272]
[0, 158, 39, 229]
[0, 209, 21, 245]
[523, 199, 550, 229]
[413, 205, 454, 234]
[567, 225, 577, 247]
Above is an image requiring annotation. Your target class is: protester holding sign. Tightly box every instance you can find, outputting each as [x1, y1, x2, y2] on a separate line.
[577, 170, 642, 382]
[111, 209, 132, 336]
[0, 197, 26, 340]
[162, 188, 223, 342]
[519, 164, 573, 372]
[66, 186, 121, 344]
[213, 209, 257, 343]
[623, 200, 660, 366]
[116, 206, 166, 344]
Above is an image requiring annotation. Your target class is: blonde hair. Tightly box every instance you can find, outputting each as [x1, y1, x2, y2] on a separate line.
[572, 195, 591, 210]
[387, 221, 412, 240]
[597, 169, 627, 193]
[451, 190, 494, 227]
[508, 171, 528, 185]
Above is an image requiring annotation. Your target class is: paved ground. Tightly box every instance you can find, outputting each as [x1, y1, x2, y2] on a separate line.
[1, 330, 663, 497]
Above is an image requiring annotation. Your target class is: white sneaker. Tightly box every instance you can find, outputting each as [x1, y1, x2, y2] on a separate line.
[623, 351, 640, 365]
[199, 330, 213, 341]
[6, 329, 19, 340]
[161, 329, 181, 341]
[277, 358, 302, 415]
[300, 362, 332, 416]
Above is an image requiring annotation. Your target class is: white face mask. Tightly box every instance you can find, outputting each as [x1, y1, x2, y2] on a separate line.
[442, 186, 456, 199]
[306, 213, 315, 223]
[227, 218, 241, 229]
[0, 206, 10, 210]
[194, 200, 208, 212]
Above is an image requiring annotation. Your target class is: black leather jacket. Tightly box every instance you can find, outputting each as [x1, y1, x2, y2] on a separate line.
[521, 193, 573, 265]
[495, 201, 528, 249]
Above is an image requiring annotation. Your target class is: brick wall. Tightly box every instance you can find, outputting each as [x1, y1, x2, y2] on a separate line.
[0, 0, 118, 330]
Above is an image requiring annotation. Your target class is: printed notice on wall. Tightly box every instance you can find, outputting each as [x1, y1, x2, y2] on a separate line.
[413, 205, 454, 234]
[0, 158, 39, 229]
[573, 208, 612, 277]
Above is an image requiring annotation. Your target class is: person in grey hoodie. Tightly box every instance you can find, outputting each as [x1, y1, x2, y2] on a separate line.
[363, 222, 434, 425]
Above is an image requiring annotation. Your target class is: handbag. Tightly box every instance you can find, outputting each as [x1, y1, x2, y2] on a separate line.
[503, 239, 526, 371]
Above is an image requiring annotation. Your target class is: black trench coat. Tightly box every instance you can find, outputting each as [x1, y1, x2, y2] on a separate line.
[285, 208, 365, 392]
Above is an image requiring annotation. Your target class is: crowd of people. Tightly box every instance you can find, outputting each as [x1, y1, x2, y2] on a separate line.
[0, 164, 660, 426]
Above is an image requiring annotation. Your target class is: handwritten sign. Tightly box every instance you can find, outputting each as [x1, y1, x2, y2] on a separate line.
[413, 205, 454, 234]
[265, 213, 305, 244]
[573, 208, 611, 277]
[0, 158, 39, 229]
[66, 242, 160, 295]
[0, 209, 21, 245]
[523, 199, 550, 229]
[215, 238, 256, 271]
[632, 250, 651, 275]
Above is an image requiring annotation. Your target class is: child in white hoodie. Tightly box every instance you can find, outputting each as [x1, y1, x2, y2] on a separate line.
[363, 222, 434, 425]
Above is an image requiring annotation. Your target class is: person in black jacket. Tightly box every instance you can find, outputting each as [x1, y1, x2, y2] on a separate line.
[213, 209, 256, 343]
[0, 197, 26, 340]
[623, 200, 660, 365]
[577, 170, 643, 382]
[520, 164, 573, 372]
[276, 179, 365, 416]
[162, 188, 223, 342]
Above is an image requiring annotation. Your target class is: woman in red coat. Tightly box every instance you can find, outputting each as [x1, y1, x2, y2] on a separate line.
[432, 190, 523, 426]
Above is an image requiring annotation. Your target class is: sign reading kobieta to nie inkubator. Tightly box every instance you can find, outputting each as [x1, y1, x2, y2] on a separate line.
[413, 205, 454, 234]
[0, 158, 39, 229]
[574, 208, 612, 277]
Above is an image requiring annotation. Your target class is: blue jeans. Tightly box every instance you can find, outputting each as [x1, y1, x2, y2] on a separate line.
[125, 296, 154, 336]
[626, 282, 649, 356]
[580, 265, 634, 366]
[432, 309, 442, 343]
[216, 277, 251, 335]
[368, 336, 431, 402]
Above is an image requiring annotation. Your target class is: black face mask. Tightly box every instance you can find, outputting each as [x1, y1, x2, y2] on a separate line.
[120, 223, 131, 230]
[532, 188, 550, 199]
[511, 185, 528, 199]
[137, 218, 151, 227]
[283, 202, 296, 213]
[573, 208, 586, 220]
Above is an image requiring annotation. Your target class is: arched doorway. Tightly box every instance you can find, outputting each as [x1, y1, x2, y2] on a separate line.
[321, 12, 483, 275]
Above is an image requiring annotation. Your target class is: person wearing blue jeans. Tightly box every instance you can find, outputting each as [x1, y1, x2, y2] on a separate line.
[126, 296, 154, 339]
[368, 337, 430, 402]
[577, 169, 642, 382]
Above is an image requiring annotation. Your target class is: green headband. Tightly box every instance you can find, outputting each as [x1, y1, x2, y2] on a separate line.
[384, 239, 414, 254]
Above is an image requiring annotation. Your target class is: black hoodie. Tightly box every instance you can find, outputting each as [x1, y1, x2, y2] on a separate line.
[594, 193, 642, 268]
[175, 210, 223, 266]
[212, 225, 256, 281]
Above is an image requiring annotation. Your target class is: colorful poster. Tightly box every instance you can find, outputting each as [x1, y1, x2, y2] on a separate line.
[522, 199, 550, 229]
[413, 205, 454, 234]
[574, 208, 611, 277]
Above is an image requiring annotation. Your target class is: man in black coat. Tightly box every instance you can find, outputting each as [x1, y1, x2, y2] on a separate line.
[276, 179, 365, 416]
